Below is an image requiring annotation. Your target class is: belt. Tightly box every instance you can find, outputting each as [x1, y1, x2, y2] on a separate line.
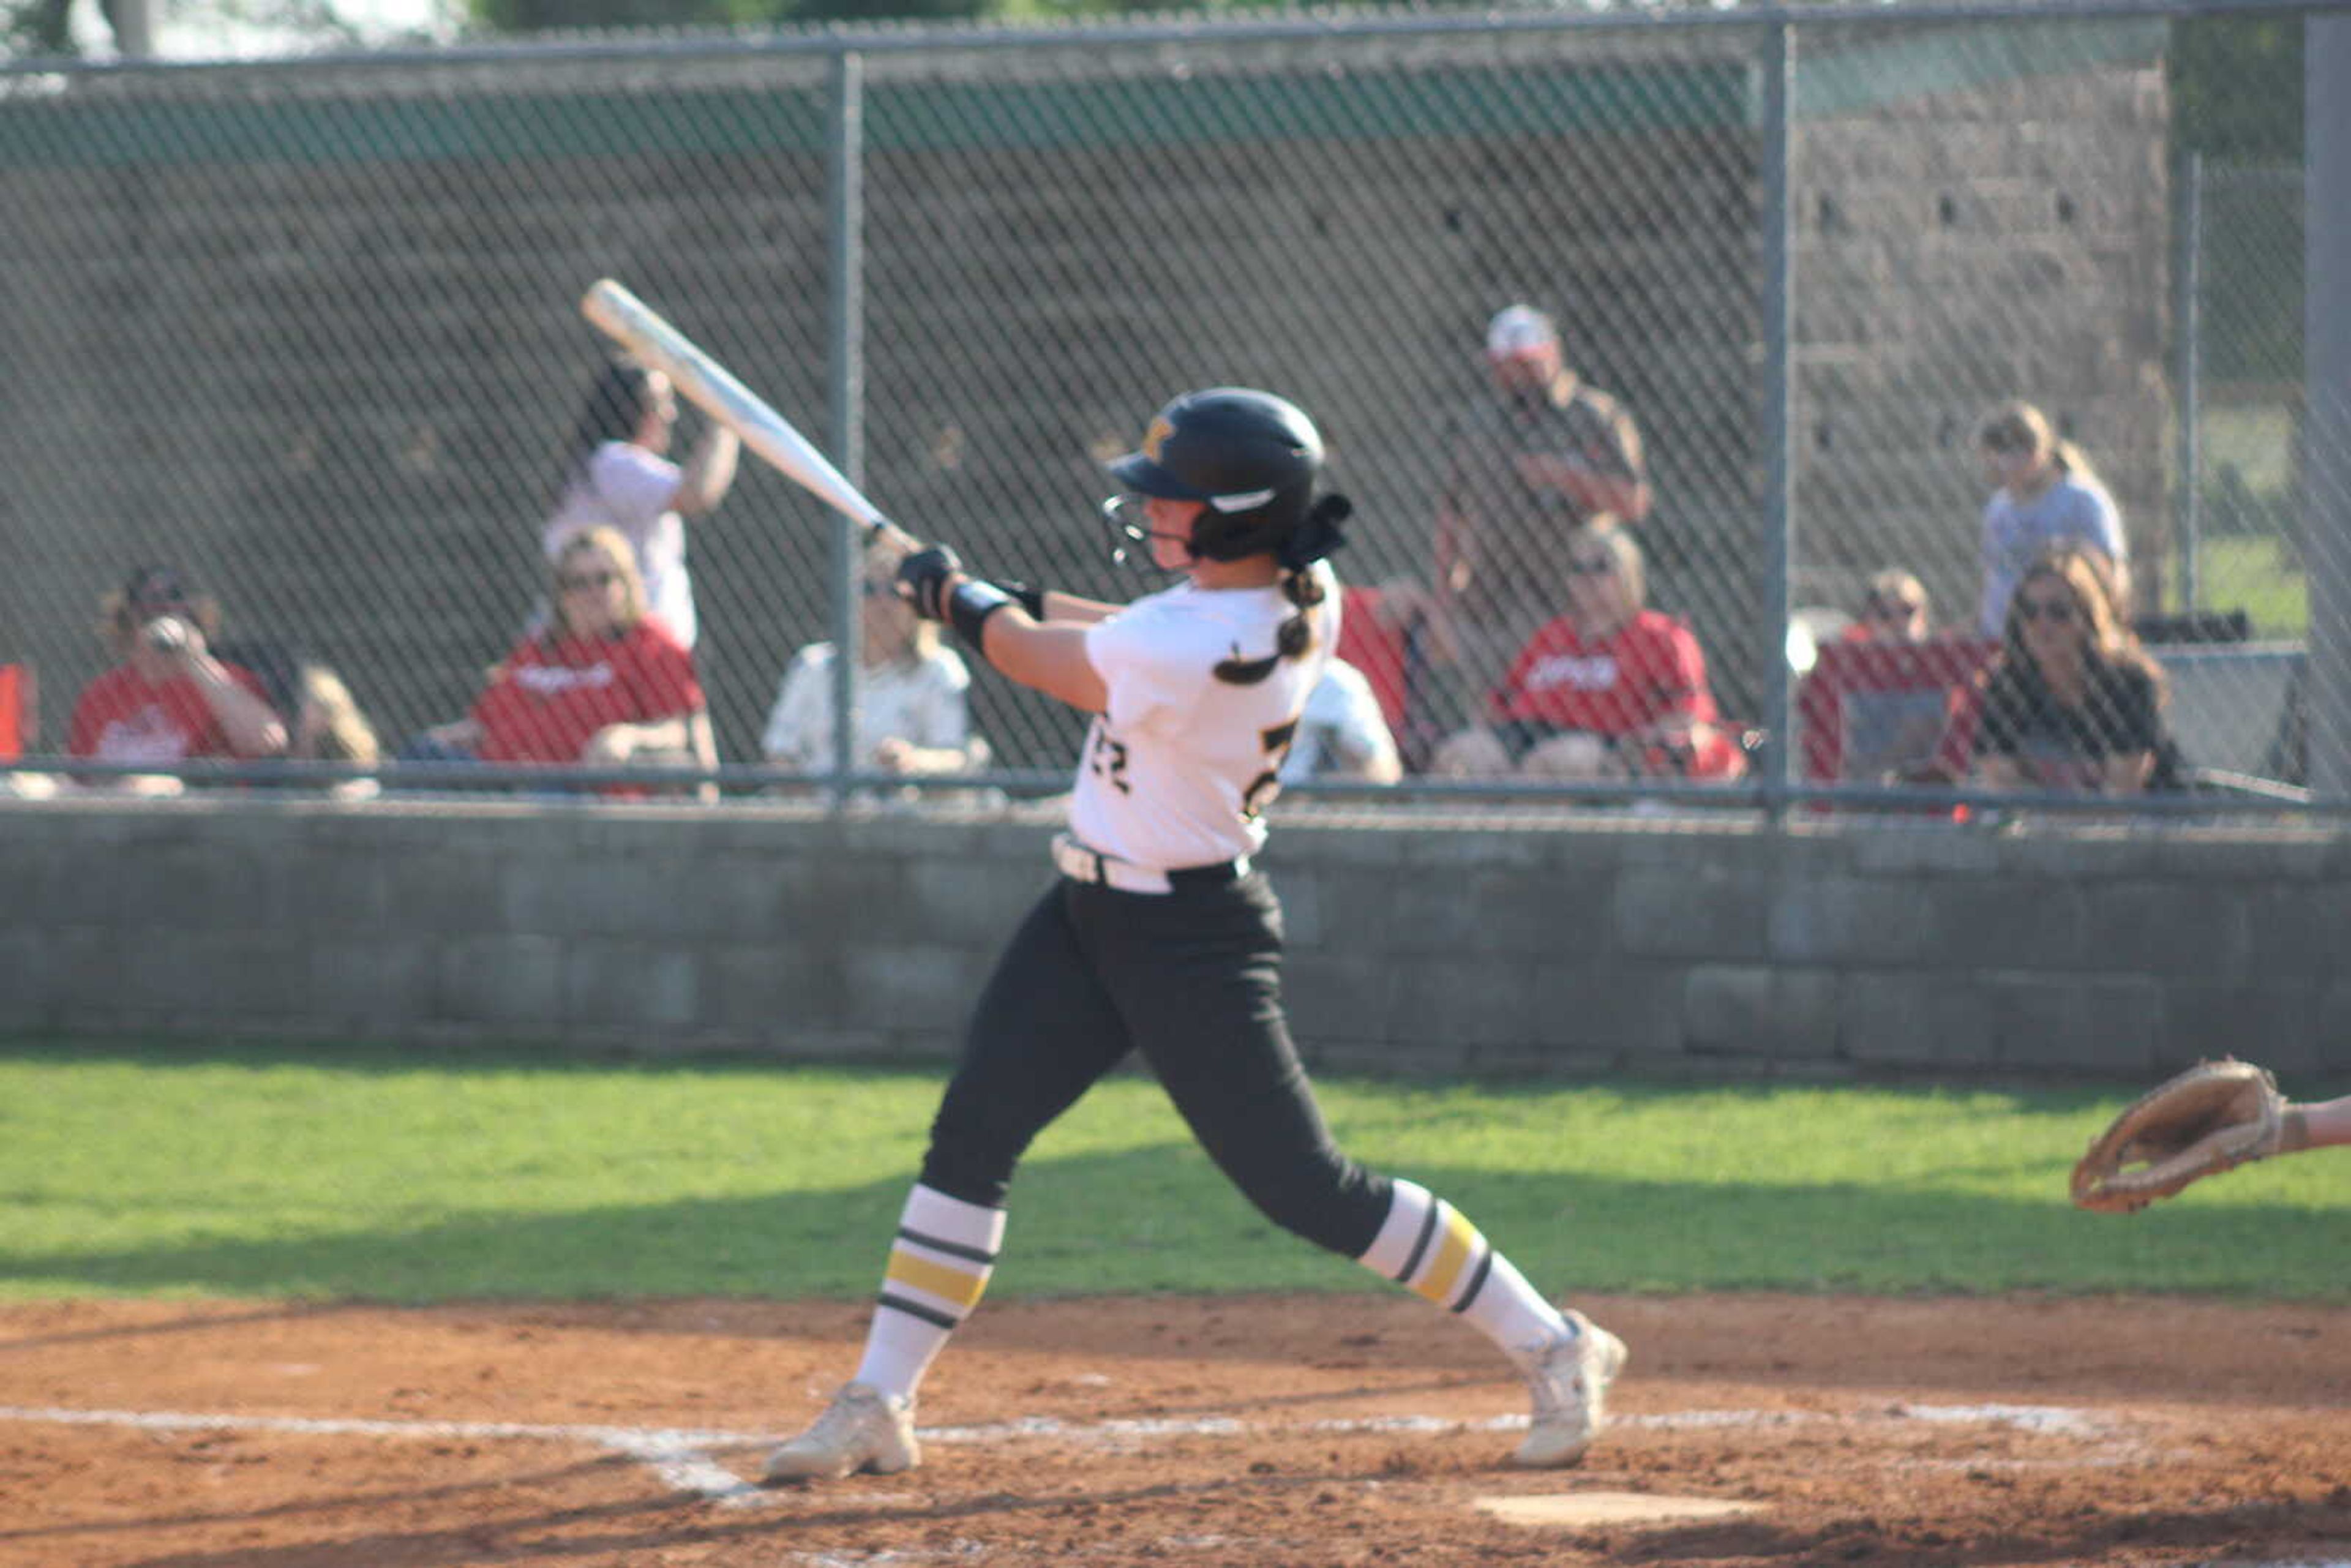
[1051, 832, 1247, 896]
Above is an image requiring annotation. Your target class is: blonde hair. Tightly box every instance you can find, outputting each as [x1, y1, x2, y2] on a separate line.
[1570, 514, 1645, 610]
[295, 664, 380, 765]
[548, 527, 648, 637]
[1979, 400, 2102, 490]
[1863, 569, 1927, 621]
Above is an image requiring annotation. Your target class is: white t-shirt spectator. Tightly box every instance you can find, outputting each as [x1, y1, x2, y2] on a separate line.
[761, 642, 975, 771]
[1979, 473, 2127, 636]
[544, 442, 697, 650]
[1280, 659, 1401, 785]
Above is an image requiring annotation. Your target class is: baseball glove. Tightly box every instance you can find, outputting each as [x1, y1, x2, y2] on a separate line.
[2070, 1058, 2287, 1214]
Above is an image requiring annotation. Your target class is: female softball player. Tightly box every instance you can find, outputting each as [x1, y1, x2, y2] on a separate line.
[764, 388, 1625, 1483]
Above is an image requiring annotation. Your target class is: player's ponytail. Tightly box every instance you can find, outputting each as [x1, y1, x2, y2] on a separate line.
[1212, 495, 1347, 687]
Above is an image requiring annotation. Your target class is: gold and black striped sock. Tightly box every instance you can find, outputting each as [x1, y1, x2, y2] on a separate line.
[852, 1184, 1004, 1400]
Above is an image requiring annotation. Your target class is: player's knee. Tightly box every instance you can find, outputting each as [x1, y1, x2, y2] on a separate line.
[1227, 1151, 1384, 1256]
[920, 1109, 1024, 1210]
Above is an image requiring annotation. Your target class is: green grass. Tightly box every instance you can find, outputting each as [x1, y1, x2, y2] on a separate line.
[2, 1040, 2344, 1304]
[2197, 532, 2306, 638]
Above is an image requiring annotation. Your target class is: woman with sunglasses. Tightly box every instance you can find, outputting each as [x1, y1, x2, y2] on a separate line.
[411, 527, 714, 795]
[1976, 402, 2128, 637]
[1973, 547, 2177, 795]
[762, 388, 1624, 1485]
[1429, 517, 1742, 782]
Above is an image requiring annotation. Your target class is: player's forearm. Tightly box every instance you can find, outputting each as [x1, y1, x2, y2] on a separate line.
[2284, 1096, 2351, 1152]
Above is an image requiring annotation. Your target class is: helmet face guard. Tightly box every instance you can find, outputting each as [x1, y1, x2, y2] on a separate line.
[1097, 493, 1185, 574]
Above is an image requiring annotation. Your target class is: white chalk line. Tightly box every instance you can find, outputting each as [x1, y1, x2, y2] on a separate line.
[0, 1400, 2128, 1512]
[0, 1405, 771, 1509]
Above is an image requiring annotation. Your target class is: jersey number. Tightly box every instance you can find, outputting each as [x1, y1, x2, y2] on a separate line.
[1088, 730, 1132, 795]
[1242, 718, 1300, 819]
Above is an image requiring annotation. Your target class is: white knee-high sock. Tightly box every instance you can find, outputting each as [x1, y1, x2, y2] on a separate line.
[1357, 1179, 1569, 1363]
[852, 1184, 1005, 1401]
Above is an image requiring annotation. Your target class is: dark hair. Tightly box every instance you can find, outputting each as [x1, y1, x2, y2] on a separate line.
[1212, 566, 1328, 687]
[564, 360, 659, 481]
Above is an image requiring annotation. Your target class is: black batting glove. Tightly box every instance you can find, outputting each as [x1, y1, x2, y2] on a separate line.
[997, 580, 1049, 620]
[896, 544, 964, 621]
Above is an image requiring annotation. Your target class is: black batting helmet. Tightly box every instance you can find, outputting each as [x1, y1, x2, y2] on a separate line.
[1106, 388, 1328, 563]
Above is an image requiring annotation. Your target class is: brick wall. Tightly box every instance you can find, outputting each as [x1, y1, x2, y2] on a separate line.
[4, 798, 2341, 1084]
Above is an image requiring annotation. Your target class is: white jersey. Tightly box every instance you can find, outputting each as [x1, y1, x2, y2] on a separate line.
[1071, 561, 1340, 869]
[544, 441, 696, 650]
[760, 640, 973, 770]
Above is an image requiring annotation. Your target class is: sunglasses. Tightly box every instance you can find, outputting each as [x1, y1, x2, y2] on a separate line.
[2014, 596, 2078, 625]
[1567, 557, 1616, 577]
[560, 569, 620, 591]
[1866, 596, 1924, 619]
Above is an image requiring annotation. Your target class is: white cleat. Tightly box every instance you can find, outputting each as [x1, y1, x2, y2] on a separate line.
[762, 1382, 920, 1483]
[1512, 1308, 1628, 1469]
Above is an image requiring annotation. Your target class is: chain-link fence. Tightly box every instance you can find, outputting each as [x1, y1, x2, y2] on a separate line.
[2, 2, 2345, 817]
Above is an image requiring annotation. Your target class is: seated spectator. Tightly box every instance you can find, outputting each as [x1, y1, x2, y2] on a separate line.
[67, 566, 287, 792]
[1337, 580, 1453, 773]
[217, 641, 385, 799]
[762, 556, 984, 786]
[1972, 546, 2181, 795]
[0, 661, 57, 798]
[1429, 519, 1743, 782]
[407, 527, 716, 797]
[1279, 658, 1403, 787]
[1845, 569, 1932, 643]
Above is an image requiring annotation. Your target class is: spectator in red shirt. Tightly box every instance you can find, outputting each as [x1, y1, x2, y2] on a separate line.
[408, 527, 716, 797]
[1428, 519, 1742, 782]
[66, 566, 287, 792]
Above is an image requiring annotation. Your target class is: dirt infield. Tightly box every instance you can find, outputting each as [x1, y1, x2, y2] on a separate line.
[1, 1293, 2345, 1567]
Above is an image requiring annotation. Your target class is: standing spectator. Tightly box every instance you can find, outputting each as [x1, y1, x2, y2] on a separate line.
[542, 358, 740, 651]
[67, 566, 287, 789]
[1973, 547, 2178, 795]
[1430, 519, 1742, 782]
[1976, 402, 2128, 637]
[1432, 304, 1652, 718]
[761, 555, 984, 783]
[412, 527, 716, 796]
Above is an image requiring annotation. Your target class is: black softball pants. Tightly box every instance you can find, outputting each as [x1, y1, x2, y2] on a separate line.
[920, 870, 1393, 1259]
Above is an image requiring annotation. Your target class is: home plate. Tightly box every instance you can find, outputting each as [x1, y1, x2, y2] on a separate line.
[1475, 1490, 1765, 1528]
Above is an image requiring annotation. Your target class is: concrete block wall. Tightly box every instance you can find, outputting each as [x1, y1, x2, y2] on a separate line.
[3, 798, 2342, 1086]
[1794, 45, 2172, 618]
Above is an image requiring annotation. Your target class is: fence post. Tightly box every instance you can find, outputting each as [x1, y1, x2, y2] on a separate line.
[826, 48, 868, 804]
[2173, 148, 2202, 616]
[1760, 20, 1794, 818]
[2309, 19, 2351, 801]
